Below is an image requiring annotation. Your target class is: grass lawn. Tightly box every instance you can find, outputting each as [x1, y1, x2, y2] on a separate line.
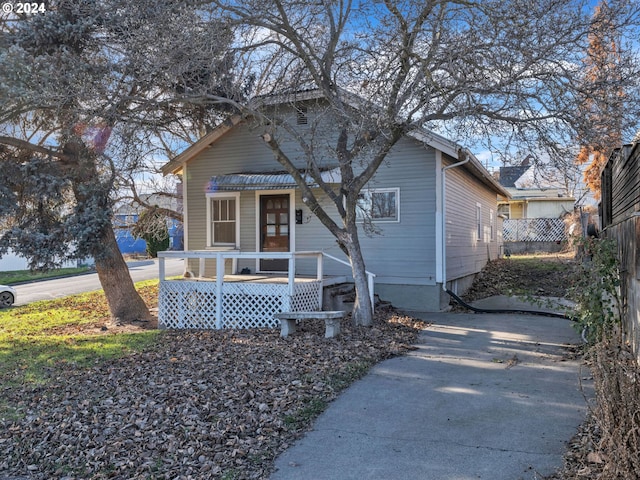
[0, 266, 93, 285]
[0, 280, 161, 388]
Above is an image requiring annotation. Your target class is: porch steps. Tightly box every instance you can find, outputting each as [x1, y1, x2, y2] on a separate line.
[323, 282, 388, 311]
[323, 282, 355, 311]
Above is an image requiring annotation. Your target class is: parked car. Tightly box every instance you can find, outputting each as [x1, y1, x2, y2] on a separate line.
[0, 285, 16, 307]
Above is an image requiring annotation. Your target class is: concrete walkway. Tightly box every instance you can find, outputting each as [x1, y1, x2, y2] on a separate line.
[270, 304, 592, 480]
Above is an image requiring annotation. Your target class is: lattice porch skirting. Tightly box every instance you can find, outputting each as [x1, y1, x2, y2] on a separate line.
[158, 280, 322, 329]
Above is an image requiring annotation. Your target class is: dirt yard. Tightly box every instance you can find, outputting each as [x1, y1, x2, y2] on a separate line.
[460, 252, 579, 303]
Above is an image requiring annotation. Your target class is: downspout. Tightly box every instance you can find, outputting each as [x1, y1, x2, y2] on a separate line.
[440, 149, 471, 293]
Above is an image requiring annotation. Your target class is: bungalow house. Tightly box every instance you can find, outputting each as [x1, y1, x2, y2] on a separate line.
[496, 158, 576, 254]
[159, 92, 509, 328]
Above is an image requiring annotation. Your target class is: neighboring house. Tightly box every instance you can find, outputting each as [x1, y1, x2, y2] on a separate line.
[113, 193, 183, 256]
[160, 92, 509, 319]
[499, 188, 575, 220]
[600, 142, 640, 359]
[0, 250, 34, 271]
[497, 159, 575, 220]
[112, 205, 149, 256]
[496, 158, 576, 253]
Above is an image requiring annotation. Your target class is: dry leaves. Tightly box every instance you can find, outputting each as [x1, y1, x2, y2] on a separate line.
[458, 253, 579, 305]
[0, 309, 426, 480]
[545, 341, 640, 480]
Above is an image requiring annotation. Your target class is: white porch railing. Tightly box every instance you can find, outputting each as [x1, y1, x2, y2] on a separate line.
[157, 251, 325, 329]
[322, 252, 376, 309]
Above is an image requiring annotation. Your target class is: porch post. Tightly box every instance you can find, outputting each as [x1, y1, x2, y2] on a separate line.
[159, 254, 166, 282]
[317, 253, 324, 309]
[368, 273, 375, 309]
[288, 254, 295, 297]
[199, 257, 205, 278]
[216, 252, 224, 329]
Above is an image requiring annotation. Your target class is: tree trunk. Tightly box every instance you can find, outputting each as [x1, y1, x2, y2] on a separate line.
[94, 224, 153, 324]
[342, 224, 373, 326]
[65, 142, 152, 325]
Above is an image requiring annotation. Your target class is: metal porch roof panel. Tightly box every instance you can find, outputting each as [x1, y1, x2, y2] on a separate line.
[206, 169, 341, 192]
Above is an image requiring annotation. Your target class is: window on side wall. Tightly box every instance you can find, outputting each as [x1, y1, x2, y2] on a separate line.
[490, 209, 495, 241]
[208, 194, 239, 247]
[476, 203, 482, 242]
[497, 203, 510, 219]
[356, 188, 400, 222]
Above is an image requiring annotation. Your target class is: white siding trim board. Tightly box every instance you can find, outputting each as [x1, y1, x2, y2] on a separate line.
[435, 151, 443, 284]
[183, 165, 189, 251]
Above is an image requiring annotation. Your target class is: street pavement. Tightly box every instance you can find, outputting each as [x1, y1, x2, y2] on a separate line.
[11, 257, 185, 305]
[270, 300, 591, 480]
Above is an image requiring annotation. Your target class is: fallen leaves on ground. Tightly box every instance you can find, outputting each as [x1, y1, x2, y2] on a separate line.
[544, 414, 604, 480]
[459, 253, 579, 304]
[0, 309, 427, 480]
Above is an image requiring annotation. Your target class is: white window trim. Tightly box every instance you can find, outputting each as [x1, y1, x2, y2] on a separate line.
[206, 192, 240, 248]
[356, 187, 401, 223]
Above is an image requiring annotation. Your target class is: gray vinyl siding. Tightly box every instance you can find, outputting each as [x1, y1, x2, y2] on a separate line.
[358, 137, 437, 285]
[282, 137, 438, 285]
[291, 188, 351, 277]
[184, 123, 284, 253]
[444, 156, 501, 282]
[183, 124, 439, 285]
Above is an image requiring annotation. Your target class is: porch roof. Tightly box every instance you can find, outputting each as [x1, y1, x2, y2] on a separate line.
[206, 168, 341, 192]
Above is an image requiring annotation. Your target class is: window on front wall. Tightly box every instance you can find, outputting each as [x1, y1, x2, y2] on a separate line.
[476, 203, 482, 242]
[209, 195, 238, 246]
[356, 188, 400, 222]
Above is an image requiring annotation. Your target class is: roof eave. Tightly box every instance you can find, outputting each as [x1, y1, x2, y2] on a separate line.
[408, 129, 510, 199]
[464, 152, 511, 199]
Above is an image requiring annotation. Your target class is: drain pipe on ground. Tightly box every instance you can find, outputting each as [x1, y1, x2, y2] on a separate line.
[445, 288, 573, 320]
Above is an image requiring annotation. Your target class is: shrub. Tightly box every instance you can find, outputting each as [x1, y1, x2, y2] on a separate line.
[569, 237, 622, 344]
[131, 207, 170, 258]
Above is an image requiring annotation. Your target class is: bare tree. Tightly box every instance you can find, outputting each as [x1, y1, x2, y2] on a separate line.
[0, 0, 240, 323]
[203, 0, 638, 326]
[575, 1, 626, 197]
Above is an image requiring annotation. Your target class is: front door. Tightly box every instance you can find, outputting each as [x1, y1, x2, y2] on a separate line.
[260, 194, 290, 271]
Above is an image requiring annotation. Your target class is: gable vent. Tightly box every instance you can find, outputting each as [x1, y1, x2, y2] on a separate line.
[296, 106, 308, 125]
